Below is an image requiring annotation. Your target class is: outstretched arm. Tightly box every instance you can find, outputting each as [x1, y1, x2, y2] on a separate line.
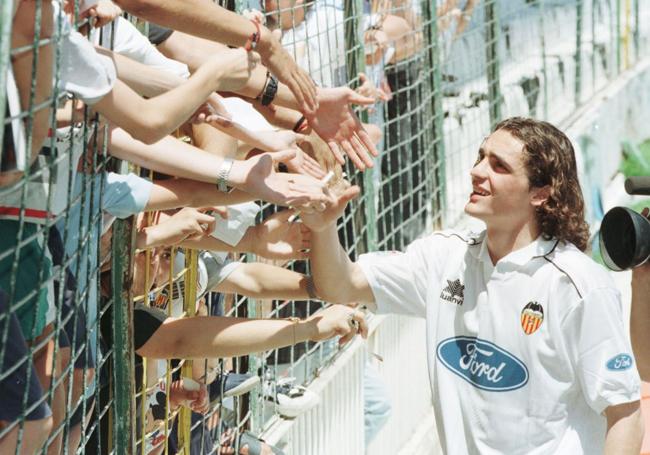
[93, 50, 248, 144]
[110, 0, 317, 112]
[136, 304, 367, 359]
[108, 128, 332, 207]
[603, 401, 644, 455]
[216, 263, 312, 301]
[301, 187, 376, 306]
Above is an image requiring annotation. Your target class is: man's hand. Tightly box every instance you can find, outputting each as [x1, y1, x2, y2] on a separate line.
[169, 379, 209, 414]
[300, 185, 360, 233]
[139, 207, 217, 248]
[86, 0, 123, 28]
[257, 27, 318, 114]
[304, 304, 368, 345]
[230, 150, 334, 207]
[252, 131, 326, 178]
[356, 72, 391, 103]
[305, 87, 378, 171]
[249, 210, 311, 260]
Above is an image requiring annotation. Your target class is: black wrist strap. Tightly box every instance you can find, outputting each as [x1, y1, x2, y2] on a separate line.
[261, 74, 278, 106]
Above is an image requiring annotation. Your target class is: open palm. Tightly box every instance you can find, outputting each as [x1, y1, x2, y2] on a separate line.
[305, 87, 378, 171]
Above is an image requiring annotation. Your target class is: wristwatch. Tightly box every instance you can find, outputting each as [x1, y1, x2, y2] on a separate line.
[216, 158, 234, 193]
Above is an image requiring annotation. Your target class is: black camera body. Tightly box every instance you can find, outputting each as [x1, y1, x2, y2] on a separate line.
[599, 177, 650, 271]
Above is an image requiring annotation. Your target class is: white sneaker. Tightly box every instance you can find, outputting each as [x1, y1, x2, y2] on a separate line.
[263, 377, 320, 418]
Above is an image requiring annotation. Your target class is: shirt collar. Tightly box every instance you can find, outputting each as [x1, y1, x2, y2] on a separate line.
[471, 231, 559, 267]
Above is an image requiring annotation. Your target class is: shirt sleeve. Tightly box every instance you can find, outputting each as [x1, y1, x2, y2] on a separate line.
[102, 173, 153, 219]
[562, 287, 641, 414]
[57, 12, 116, 105]
[357, 237, 440, 318]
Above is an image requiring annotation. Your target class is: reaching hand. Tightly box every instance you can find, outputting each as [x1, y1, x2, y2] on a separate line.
[300, 185, 360, 233]
[232, 150, 333, 207]
[258, 28, 318, 114]
[356, 72, 391, 103]
[250, 210, 311, 260]
[84, 0, 122, 28]
[305, 304, 368, 345]
[305, 87, 378, 171]
[204, 93, 233, 126]
[249, 130, 325, 179]
[143, 208, 217, 248]
[169, 379, 209, 414]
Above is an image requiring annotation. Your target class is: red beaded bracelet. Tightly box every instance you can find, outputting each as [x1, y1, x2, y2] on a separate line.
[244, 19, 261, 52]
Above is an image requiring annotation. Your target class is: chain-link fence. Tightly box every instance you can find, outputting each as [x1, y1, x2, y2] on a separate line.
[1, 0, 648, 453]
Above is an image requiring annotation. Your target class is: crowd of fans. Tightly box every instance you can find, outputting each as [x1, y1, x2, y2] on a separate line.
[0, 0, 473, 453]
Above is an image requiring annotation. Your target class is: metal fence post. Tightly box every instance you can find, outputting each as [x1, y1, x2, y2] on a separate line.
[422, 0, 446, 225]
[616, 0, 622, 73]
[484, 0, 501, 129]
[0, 0, 13, 155]
[634, 0, 640, 62]
[111, 216, 136, 454]
[344, 0, 376, 251]
[574, 0, 584, 105]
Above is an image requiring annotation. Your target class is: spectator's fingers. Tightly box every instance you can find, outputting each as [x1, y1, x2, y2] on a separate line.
[208, 206, 229, 219]
[303, 152, 325, 173]
[302, 160, 327, 179]
[353, 311, 369, 339]
[327, 141, 346, 165]
[286, 76, 308, 115]
[341, 139, 366, 171]
[356, 129, 380, 157]
[347, 89, 375, 106]
[285, 194, 311, 207]
[270, 148, 297, 164]
[207, 115, 233, 128]
[338, 329, 356, 345]
[351, 134, 374, 169]
[298, 69, 319, 111]
[288, 182, 329, 203]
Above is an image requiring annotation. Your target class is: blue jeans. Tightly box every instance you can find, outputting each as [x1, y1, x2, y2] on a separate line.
[364, 362, 391, 445]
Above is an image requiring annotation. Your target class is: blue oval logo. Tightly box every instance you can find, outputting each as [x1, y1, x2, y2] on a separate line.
[436, 336, 529, 391]
[606, 354, 634, 371]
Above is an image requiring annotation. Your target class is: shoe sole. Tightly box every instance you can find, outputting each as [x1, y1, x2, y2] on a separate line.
[224, 375, 261, 398]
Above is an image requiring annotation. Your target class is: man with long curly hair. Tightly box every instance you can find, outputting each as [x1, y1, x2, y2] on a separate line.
[302, 117, 643, 454]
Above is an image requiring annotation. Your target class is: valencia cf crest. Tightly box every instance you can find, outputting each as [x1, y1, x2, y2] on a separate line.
[520, 301, 544, 335]
[152, 289, 170, 311]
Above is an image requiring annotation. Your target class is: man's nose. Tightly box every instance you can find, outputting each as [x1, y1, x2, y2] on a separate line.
[470, 157, 488, 180]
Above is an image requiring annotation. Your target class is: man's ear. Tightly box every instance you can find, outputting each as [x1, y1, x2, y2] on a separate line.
[530, 185, 551, 207]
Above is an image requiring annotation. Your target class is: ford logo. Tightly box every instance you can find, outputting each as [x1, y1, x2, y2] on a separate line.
[606, 353, 634, 371]
[436, 336, 529, 391]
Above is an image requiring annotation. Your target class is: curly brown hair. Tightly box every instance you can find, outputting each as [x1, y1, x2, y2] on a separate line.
[493, 117, 590, 251]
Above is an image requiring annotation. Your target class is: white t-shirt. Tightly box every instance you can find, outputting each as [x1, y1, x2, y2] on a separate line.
[92, 17, 190, 79]
[358, 230, 640, 455]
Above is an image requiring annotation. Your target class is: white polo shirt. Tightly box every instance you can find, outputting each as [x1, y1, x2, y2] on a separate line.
[358, 230, 640, 455]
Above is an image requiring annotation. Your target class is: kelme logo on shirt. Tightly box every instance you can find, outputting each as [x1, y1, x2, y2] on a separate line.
[436, 336, 529, 391]
[606, 353, 634, 371]
[440, 279, 464, 305]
